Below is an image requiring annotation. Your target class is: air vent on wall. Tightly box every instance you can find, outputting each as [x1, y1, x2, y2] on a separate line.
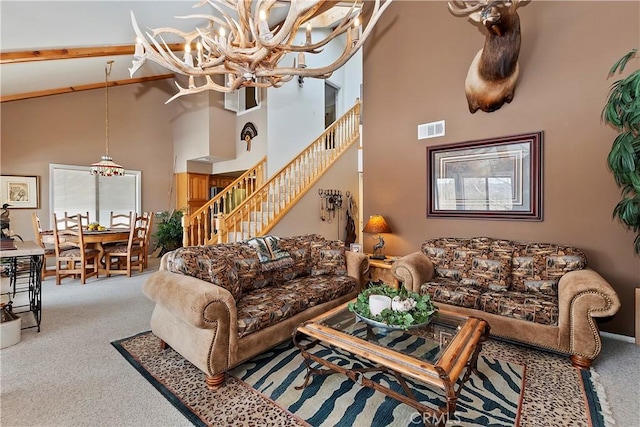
[418, 120, 445, 140]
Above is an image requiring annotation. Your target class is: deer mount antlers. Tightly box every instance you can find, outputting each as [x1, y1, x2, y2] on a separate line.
[448, 0, 529, 113]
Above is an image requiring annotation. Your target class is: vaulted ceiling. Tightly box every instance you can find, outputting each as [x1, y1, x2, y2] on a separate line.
[0, 1, 354, 102]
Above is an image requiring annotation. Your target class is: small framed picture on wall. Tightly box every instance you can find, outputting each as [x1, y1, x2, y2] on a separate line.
[350, 243, 362, 253]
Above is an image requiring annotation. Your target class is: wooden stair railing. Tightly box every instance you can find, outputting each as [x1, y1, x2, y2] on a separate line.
[182, 157, 267, 246]
[217, 100, 361, 243]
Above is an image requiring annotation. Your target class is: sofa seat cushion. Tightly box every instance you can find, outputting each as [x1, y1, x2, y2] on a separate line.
[420, 280, 484, 310]
[236, 275, 356, 338]
[479, 291, 558, 326]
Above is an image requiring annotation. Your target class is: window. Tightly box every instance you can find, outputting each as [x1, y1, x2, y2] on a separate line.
[49, 164, 141, 228]
[224, 86, 261, 115]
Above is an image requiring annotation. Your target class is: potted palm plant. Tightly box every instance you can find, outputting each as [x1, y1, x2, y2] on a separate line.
[154, 209, 184, 255]
[602, 49, 640, 254]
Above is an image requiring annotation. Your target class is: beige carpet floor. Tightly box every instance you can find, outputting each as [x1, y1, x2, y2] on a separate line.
[1, 257, 638, 426]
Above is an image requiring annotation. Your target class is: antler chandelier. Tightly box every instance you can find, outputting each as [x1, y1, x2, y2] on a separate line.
[129, 0, 393, 102]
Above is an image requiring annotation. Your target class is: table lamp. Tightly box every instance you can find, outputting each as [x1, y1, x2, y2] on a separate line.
[362, 215, 392, 260]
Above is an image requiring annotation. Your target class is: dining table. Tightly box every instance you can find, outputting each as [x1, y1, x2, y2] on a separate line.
[42, 228, 130, 274]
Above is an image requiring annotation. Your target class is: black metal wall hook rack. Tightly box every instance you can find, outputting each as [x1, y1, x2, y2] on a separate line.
[318, 189, 343, 223]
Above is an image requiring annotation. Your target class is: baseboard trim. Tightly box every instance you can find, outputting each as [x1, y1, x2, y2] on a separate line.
[636, 288, 640, 345]
[600, 331, 635, 344]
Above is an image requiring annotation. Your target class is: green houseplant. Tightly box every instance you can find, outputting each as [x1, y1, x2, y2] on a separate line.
[154, 209, 184, 255]
[602, 49, 640, 254]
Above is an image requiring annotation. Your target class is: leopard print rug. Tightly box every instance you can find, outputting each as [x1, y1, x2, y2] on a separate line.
[112, 332, 611, 427]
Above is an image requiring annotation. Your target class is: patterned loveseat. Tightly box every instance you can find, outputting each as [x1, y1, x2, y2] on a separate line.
[142, 234, 368, 388]
[391, 237, 620, 368]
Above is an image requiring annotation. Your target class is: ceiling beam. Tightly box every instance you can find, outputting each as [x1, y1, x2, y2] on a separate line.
[0, 74, 175, 103]
[0, 44, 185, 64]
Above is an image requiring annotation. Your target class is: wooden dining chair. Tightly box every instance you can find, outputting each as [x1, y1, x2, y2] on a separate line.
[110, 211, 132, 229]
[31, 212, 57, 279]
[141, 212, 154, 269]
[61, 212, 89, 230]
[52, 213, 100, 285]
[104, 213, 147, 277]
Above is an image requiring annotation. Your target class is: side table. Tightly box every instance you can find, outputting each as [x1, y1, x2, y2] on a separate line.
[1, 241, 44, 331]
[366, 255, 401, 289]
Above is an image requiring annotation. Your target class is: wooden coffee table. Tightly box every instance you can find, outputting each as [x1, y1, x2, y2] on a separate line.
[293, 301, 489, 426]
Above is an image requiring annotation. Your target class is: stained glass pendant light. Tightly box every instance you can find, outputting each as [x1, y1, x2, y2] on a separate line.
[90, 60, 124, 177]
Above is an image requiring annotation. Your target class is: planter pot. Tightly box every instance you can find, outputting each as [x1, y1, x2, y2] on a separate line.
[0, 305, 21, 349]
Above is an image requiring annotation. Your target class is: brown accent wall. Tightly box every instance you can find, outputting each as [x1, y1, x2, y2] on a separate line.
[0, 81, 176, 244]
[363, 1, 640, 336]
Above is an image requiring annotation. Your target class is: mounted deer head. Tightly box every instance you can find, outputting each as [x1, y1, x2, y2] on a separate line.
[448, 0, 529, 113]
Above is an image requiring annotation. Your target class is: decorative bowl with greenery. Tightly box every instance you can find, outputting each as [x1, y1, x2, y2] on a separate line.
[347, 281, 437, 330]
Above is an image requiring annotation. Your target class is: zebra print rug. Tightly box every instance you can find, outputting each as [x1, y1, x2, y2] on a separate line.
[229, 337, 522, 426]
[112, 331, 611, 427]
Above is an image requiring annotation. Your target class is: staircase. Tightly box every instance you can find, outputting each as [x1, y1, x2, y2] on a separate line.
[182, 100, 361, 246]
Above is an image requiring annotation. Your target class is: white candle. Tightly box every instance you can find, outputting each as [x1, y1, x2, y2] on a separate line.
[196, 41, 203, 66]
[258, 9, 272, 39]
[134, 37, 144, 57]
[305, 22, 312, 45]
[219, 27, 227, 48]
[297, 52, 306, 68]
[351, 16, 361, 44]
[369, 295, 392, 317]
[183, 44, 194, 67]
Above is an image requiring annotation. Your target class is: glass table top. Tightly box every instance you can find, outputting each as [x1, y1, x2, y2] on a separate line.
[319, 307, 466, 365]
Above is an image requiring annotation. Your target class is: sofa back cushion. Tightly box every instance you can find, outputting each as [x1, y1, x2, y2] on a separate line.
[467, 238, 514, 292]
[271, 234, 321, 282]
[310, 239, 347, 277]
[511, 242, 586, 296]
[233, 244, 274, 292]
[421, 238, 476, 282]
[422, 237, 514, 291]
[166, 245, 244, 302]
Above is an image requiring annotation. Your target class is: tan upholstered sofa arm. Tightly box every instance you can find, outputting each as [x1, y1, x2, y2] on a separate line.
[142, 270, 237, 332]
[557, 268, 622, 361]
[346, 251, 370, 291]
[391, 252, 435, 293]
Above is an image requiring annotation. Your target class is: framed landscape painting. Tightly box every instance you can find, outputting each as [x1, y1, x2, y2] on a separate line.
[1, 175, 39, 209]
[427, 132, 543, 220]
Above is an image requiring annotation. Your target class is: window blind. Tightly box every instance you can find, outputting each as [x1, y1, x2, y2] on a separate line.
[49, 164, 141, 228]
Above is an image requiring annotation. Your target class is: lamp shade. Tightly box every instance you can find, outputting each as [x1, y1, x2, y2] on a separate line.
[362, 215, 392, 234]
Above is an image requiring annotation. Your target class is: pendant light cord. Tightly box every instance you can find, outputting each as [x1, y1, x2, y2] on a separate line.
[105, 60, 114, 157]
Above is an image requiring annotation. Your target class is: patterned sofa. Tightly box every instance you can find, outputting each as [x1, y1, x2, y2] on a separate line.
[142, 234, 368, 388]
[391, 237, 620, 368]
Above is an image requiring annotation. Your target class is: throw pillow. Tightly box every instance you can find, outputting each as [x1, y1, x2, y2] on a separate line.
[246, 235, 294, 271]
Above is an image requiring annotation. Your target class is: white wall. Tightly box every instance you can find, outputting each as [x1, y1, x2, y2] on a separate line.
[210, 29, 363, 177]
[210, 91, 269, 174]
[266, 30, 363, 176]
[172, 91, 212, 173]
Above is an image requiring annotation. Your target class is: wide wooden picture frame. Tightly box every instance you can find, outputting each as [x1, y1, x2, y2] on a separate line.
[1, 175, 39, 209]
[427, 132, 543, 220]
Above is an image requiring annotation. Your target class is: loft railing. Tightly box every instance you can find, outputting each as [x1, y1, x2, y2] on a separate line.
[216, 100, 361, 243]
[182, 157, 266, 246]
